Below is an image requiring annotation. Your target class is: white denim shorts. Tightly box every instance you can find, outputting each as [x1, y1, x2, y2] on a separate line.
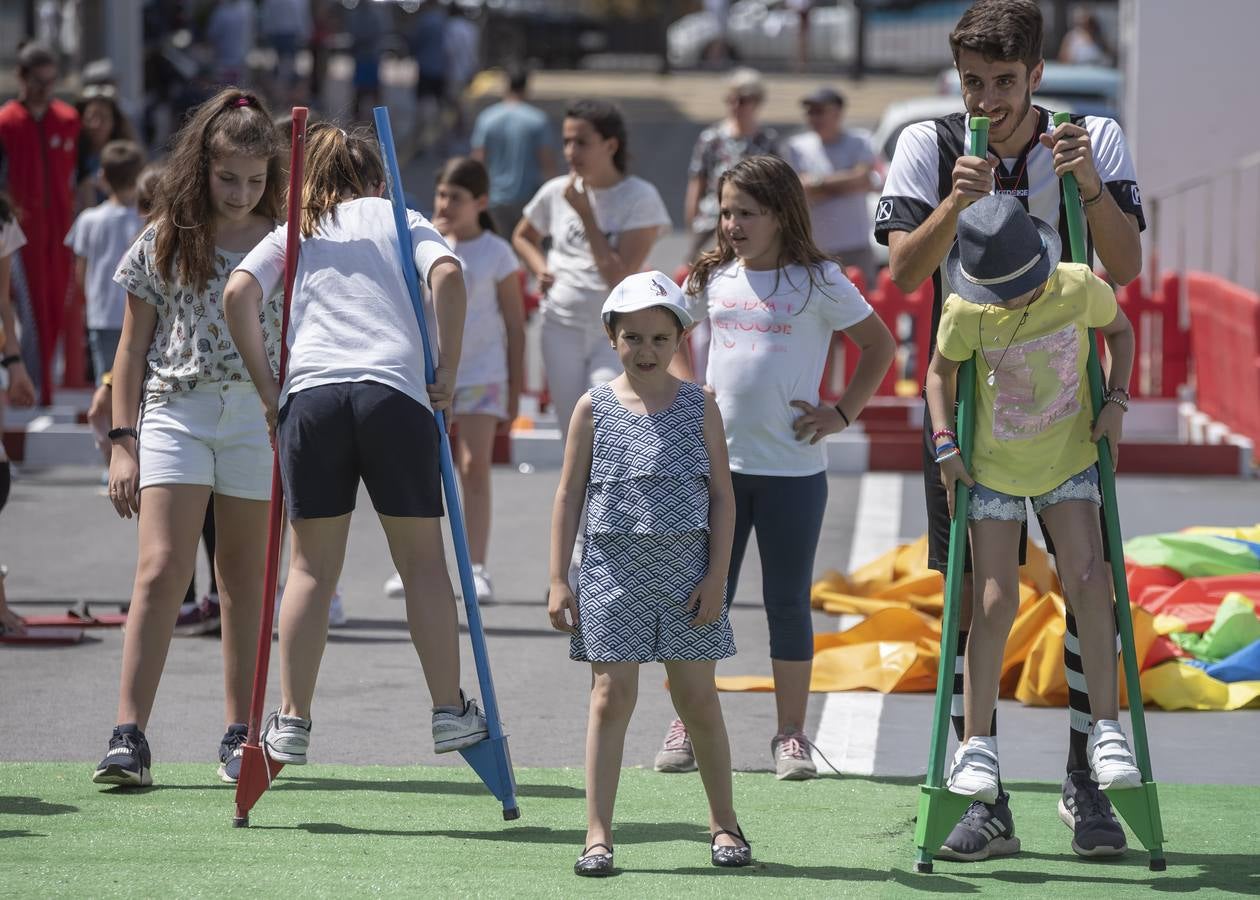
[968, 465, 1101, 523]
[138, 381, 271, 499]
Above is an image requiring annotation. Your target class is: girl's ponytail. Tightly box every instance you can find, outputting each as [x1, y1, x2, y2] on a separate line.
[478, 210, 497, 234]
[301, 123, 385, 237]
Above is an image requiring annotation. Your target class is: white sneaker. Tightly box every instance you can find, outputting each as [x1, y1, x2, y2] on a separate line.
[262, 709, 312, 764]
[383, 571, 405, 598]
[328, 589, 347, 627]
[471, 565, 494, 605]
[432, 692, 489, 753]
[947, 736, 1001, 804]
[1088, 720, 1142, 790]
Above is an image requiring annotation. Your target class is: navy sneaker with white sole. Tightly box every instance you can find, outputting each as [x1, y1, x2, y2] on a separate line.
[93, 724, 152, 787]
[1059, 769, 1128, 857]
[937, 793, 1021, 862]
[218, 723, 248, 783]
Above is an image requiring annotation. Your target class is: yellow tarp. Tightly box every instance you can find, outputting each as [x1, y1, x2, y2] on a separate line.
[715, 535, 1255, 711]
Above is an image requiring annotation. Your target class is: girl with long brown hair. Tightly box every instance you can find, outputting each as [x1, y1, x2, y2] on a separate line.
[224, 124, 487, 771]
[94, 88, 284, 789]
[653, 155, 895, 781]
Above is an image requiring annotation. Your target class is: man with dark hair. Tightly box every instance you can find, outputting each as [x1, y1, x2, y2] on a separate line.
[875, 0, 1144, 865]
[470, 65, 556, 235]
[0, 41, 81, 406]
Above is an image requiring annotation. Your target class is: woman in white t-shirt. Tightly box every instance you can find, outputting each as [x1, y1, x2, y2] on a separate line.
[512, 99, 671, 441]
[662, 155, 895, 781]
[224, 124, 490, 771]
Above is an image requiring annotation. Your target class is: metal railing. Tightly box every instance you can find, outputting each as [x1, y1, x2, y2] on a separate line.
[1144, 149, 1260, 321]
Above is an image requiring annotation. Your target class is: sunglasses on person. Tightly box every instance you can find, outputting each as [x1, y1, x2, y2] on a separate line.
[728, 93, 763, 107]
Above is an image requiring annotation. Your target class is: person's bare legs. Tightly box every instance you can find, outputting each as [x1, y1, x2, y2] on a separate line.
[964, 519, 1023, 738]
[379, 513, 461, 708]
[1039, 501, 1119, 720]
[664, 660, 742, 847]
[115, 484, 212, 728]
[771, 659, 811, 733]
[584, 662, 639, 855]
[212, 493, 268, 726]
[277, 514, 352, 719]
[454, 414, 497, 566]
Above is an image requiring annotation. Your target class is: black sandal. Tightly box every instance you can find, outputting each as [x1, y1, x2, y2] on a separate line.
[574, 842, 615, 877]
[711, 826, 752, 867]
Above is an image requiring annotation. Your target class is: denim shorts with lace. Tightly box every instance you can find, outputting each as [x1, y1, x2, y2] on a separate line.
[968, 466, 1101, 523]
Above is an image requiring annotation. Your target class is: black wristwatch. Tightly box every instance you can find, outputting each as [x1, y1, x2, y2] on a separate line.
[107, 426, 139, 443]
[0, 354, 21, 368]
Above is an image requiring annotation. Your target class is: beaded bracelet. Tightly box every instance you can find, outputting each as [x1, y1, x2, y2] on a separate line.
[931, 428, 957, 443]
[1104, 390, 1130, 412]
[935, 447, 961, 464]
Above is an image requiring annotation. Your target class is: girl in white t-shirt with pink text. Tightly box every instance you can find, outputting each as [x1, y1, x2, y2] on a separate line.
[662, 154, 895, 781]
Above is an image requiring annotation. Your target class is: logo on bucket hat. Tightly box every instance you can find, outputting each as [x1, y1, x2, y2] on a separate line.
[602, 271, 695, 330]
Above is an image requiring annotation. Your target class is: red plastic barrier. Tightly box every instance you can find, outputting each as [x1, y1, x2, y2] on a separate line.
[1115, 272, 1188, 398]
[1187, 272, 1260, 447]
[847, 269, 933, 397]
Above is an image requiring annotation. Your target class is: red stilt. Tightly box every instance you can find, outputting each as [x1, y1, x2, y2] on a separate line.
[233, 107, 308, 827]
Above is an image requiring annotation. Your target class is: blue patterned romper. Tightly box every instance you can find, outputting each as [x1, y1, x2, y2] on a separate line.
[570, 382, 737, 663]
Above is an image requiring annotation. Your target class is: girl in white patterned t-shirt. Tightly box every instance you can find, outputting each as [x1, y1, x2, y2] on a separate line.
[664, 155, 895, 781]
[93, 89, 284, 790]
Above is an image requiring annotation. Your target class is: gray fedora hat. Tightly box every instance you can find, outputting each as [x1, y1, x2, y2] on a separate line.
[945, 194, 1062, 305]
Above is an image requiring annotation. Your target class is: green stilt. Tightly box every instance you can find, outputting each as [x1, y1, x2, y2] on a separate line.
[913, 117, 988, 875]
[1052, 112, 1166, 870]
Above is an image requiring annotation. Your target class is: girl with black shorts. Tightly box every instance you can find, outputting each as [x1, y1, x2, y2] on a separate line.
[224, 124, 488, 766]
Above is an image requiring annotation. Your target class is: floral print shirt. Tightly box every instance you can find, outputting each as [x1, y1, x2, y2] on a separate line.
[687, 121, 780, 234]
[114, 226, 281, 399]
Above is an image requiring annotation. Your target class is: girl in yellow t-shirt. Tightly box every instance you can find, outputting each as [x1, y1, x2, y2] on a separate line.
[925, 194, 1141, 806]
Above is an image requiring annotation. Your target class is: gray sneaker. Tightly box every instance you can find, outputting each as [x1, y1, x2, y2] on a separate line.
[1059, 770, 1128, 857]
[772, 728, 818, 781]
[262, 709, 312, 764]
[432, 693, 489, 753]
[654, 718, 697, 773]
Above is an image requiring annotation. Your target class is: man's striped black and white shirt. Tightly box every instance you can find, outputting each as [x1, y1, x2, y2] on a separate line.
[874, 106, 1145, 343]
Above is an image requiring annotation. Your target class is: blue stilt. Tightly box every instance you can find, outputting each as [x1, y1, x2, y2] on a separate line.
[374, 106, 520, 821]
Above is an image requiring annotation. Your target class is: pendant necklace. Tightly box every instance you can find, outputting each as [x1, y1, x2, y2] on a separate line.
[979, 294, 1038, 387]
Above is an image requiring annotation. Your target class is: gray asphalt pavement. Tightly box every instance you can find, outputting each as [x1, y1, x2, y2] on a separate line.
[3, 466, 1259, 788]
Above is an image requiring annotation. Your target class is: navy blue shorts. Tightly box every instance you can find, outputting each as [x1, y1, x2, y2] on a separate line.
[278, 381, 443, 520]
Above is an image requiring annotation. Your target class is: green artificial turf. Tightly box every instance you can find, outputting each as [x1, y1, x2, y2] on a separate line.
[1, 764, 1256, 898]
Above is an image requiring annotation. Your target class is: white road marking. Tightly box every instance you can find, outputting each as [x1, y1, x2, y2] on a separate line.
[812, 473, 903, 775]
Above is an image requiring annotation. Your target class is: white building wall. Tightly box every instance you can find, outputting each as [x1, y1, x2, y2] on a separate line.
[1123, 0, 1260, 292]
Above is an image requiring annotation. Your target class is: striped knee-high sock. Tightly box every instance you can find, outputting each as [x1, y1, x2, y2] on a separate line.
[951, 630, 998, 741]
[1064, 613, 1093, 773]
